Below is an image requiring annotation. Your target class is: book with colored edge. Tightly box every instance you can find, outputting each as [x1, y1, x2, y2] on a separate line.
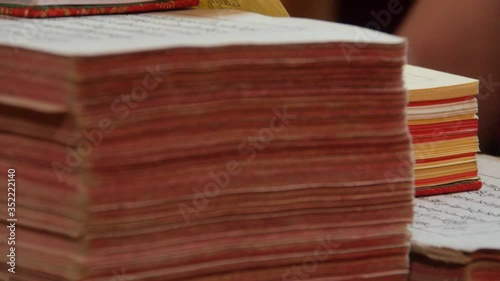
[404, 65, 482, 197]
[0, 9, 414, 281]
[0, 0, 199, 17]
[409, 154, 500, 281]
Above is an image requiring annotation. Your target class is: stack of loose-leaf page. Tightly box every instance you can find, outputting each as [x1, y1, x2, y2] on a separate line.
[405, 66, 481, 196]
[0, 9, 414, 281]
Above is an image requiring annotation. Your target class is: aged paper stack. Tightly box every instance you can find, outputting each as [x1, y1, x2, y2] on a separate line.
[0, 9, 413, 281]
[405, 66, 481, 196]
[410, 155, 500, 281]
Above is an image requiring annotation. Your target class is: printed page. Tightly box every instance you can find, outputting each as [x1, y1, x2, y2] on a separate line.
[198, 0, 289, 17]
[0, 8, 403, 56]
[411, 154, 500, 253]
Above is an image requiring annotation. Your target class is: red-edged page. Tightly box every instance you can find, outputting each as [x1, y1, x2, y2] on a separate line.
[0, 0, 199, 18]
[415, 180, 482, 197]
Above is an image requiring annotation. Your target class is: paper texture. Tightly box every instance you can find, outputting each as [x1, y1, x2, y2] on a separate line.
[0, 8, 403, 56]
[406, 99, 478, 120]
[405, 65, 478, 91]
[404, 65, 479, 102]
[411, 154, 500, 252]
[197, 0, 289, 17]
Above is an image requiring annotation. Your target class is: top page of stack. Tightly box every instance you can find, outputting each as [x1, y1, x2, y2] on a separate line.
[0, 7, 403, 56]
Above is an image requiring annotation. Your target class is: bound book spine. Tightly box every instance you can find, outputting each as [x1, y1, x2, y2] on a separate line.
[0, 0, 199, 18]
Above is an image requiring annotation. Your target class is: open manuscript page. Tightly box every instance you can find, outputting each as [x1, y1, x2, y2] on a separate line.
[411, 154, 500, 261]
[0, 8, 403, 56]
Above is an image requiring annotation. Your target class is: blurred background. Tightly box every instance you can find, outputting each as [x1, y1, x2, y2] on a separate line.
[281, 0, 500, 156]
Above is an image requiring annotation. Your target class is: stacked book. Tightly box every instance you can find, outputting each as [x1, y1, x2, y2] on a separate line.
[0, 9, 414, 281]
[404, 66, 482, 196]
